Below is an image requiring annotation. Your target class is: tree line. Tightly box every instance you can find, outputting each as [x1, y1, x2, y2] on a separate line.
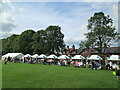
[1, 12, 120, 56]
[2, 26, 65, 55]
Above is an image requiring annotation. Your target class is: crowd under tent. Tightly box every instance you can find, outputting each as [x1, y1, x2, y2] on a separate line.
[72, 55, 85, 60]
[107, 55, 120, 61]
[2, 53, 24, 60]
[87, 55, 102, 60]
[47, 54, 57, 59]
[58, 55, 70, 60]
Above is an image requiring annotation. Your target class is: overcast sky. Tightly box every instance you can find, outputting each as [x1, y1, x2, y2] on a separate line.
[0, 0, 119, 48]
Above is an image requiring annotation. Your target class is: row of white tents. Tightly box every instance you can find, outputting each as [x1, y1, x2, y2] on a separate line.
[1, 53, 120, 61]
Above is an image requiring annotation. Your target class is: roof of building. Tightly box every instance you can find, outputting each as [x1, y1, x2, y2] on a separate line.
[103, 47, 120, 54]
[80, 48, 99, 54]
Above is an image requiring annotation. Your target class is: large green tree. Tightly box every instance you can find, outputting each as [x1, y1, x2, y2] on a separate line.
[45, 26, 65, 54]
[86, 12, 119, 54]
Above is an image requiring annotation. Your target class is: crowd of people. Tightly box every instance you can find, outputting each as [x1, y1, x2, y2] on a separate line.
[3, 56, 120, 80]
[4, 56, 120, 70]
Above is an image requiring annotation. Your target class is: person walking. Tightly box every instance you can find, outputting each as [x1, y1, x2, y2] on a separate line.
[91, 60, 95, 70]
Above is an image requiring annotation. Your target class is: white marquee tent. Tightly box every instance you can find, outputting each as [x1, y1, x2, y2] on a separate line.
[32, 54, 39, 58]
[24, 54, 31, 58]
[2, 53, 24, 60]
[72, 55, 85, 60]
[87, 55, 102, 60]
[38, 54, 47, 58]
[58, 55, 70, 60]
[47, 54, 57, 59]
[107, 55, 120, 61]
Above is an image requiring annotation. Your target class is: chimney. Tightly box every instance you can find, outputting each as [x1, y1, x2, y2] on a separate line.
[72, 45, 75, 50]
[67, 45, 69, 50]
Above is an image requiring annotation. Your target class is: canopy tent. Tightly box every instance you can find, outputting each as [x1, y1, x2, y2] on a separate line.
[87, 55, 102, 60]
[58, 55, 70, 60]
[32, 54, 39, 58]
[107, 55, 120, 61]
[47, 54, 57, 59]
[2, 53, 24, 60]
[38, 54, 47, 58]
[24, 54, 31, 58]
[72, 55, 85, 60]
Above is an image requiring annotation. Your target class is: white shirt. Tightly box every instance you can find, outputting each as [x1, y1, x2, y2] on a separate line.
[109, 62, 112, 66]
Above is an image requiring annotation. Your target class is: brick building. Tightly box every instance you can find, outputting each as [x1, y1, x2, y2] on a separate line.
[62, 45, 120, 59]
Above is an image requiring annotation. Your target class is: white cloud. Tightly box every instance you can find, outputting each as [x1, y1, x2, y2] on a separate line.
[2, 0, 15, 12]
[19, 8, 26, 12]
[0, 32, 12, 39]
[10, 0, 119, 2]
[1, 12, 17, 32]
[2, 13, 16, 32]
[0, 0, 17, 35]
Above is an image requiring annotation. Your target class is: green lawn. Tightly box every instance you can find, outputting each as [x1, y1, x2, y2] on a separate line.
[1, 61, 119, 88]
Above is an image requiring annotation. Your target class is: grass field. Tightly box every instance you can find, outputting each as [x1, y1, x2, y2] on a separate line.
[1, 61, 119, 88]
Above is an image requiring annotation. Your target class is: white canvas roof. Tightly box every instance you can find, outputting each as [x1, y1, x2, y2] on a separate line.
[107, 55, 120, 61]
[47, 54, 57, 59]
[32, 54, 39, 58]
[87, 55, 102, 60]
[2, 53, 24, 60]
[38, 54, 47, 58]
[24, 54, 31, 57]
[58, 55, 70, 59]
[72, 55, 85, 60]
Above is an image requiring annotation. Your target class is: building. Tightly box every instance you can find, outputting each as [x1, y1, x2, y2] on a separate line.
[62, 45, 120, 59]
[62, 45, 82, 57]
[80, 48, 98, 58]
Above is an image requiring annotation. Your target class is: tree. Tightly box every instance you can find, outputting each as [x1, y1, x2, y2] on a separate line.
[79, 40, 88, 49]
[2, 34, 19, 55]
[31, 32, 40, 54]
[1, 26, 65, 55]
[18, 30, 35, 54]
[87, 12, 119, 54]
[86, 12, 119, 68]
[37, 30, 50, 54]
[79, 34, 96, 50]
[45, 26, 65, 54]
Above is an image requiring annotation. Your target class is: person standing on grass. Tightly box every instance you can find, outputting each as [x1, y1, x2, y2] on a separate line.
[112, 63, 117, 71]
[91, 60, 95, 70]
[67, 60, 70, 67]
[24, 57, 26, 63]
[109, 61, 113, 70]
[7, 56, 11, 62]
[95, 61, 99, 70]
[4, 58, 7, 64]
[106, 61, 110, 70]
[116, 66, 120, 80]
